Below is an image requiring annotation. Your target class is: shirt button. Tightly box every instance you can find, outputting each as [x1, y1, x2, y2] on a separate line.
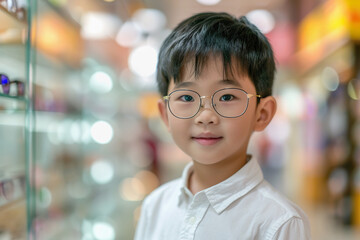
[188, 216, 196, 224]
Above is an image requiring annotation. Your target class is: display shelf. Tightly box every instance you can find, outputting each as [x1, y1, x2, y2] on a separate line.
[0, 97, 26, 113]
[0, 2, 28, 240]
[1, 110, 83, 134]
[0, 93, 26, 101]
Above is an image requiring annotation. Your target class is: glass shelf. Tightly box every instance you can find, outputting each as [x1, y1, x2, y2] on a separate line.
[0, 2, 28, 240]
[0, 93, 26, 101]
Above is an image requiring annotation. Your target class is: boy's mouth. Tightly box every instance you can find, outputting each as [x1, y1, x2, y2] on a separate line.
[192, 133, 223, 146]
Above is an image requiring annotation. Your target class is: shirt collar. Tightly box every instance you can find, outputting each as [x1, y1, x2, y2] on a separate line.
[178, 162, 194, 200]
[178, 157, 264, 214]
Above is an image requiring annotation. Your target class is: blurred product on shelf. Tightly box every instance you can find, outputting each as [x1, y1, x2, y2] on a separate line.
[0, 0, 27, 22]
[0, 73, 24, 97]
[0, 175, 25, 207]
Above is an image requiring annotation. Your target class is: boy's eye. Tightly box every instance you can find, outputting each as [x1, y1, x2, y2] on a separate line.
[220, 94, 235, 101]
[179, 95, 194, 102]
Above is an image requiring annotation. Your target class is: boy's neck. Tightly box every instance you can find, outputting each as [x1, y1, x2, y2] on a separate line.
[188, 154, 250, 195]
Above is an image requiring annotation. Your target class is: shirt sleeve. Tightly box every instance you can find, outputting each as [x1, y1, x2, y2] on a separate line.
[271, 217, 311, 240]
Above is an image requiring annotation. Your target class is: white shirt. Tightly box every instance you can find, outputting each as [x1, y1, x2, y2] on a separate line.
[135, 158, 311, 240]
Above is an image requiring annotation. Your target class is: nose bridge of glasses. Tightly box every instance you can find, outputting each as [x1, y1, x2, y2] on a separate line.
[200, 95, 214, 108]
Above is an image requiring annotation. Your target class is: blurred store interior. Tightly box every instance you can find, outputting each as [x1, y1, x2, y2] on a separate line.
[1, 0, 360, 239]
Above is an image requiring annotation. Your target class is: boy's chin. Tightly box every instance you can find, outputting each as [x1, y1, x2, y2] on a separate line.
[191, 158, 224, 166]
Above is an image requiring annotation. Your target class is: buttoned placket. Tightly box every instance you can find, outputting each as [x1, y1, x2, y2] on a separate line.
[179, 192, 210, 240]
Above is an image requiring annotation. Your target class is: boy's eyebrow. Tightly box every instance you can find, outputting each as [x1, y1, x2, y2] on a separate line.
[172, 79, 241, 90]
[220, 79, 242, 87]
[173, 81, 196, 89]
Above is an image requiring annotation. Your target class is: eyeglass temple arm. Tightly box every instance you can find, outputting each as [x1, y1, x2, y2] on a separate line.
[247, 94, 262, 98]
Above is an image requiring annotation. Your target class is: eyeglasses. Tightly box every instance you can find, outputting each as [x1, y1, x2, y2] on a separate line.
[0, 74, 25, 96]
[0, 0, 27, 21]
[163, 88, 261, 119]
[0, 175, 25, 206]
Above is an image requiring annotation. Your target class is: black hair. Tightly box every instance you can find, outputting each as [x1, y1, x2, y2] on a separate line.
[156, 12, 276, 97]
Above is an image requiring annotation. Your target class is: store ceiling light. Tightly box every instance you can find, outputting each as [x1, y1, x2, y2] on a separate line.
[129, 45, 158, 77]
[196, 0, 222, 6]
[116, 21, 143, 47]
[92, 221, 115, 240]
[279, 85, 305, 118]
[81, 12, 121, 39]
[90, 121, 114, 144]
[246, 9, 275, 34]
[132, 8, 167, 33]
[321, 67, 339, 92]
[90, 160, 114, 184]
[89, 71, 113, 94]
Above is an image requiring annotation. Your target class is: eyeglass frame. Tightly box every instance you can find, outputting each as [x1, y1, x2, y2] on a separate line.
[0, 175, 25, 205]
[163, 88, 262, 119]
[0, 73, 25, 96]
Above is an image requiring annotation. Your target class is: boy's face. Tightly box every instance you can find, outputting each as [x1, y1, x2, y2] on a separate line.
[158, 56, 275, 166]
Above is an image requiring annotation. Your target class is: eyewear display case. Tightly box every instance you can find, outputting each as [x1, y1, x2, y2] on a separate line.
[0, 0, 28, 239]
[1, 0, 88, 238]
[1, 0, 152, 239]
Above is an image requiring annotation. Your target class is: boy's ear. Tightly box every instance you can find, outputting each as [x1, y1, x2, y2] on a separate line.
[254, 96, 277, 132]
[158, 99, 170, 130]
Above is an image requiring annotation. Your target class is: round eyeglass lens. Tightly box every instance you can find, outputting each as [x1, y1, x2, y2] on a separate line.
[168, 90, 201, 118]
[213, 88, 249, 117]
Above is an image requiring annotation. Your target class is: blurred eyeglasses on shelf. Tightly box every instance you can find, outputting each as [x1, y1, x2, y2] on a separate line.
[0, 0, 27, 21]
[0, 73, 25, 97]
[163, 88, 261, 119]
[0, 175, 25, 206]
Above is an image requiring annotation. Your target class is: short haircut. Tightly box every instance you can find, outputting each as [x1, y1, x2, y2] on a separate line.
[156, 12, 276, 97]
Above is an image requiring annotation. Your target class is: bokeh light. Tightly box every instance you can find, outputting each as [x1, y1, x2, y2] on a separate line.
[120, 177, 146, 201]
[246, 9, 275, 34]
[348, 79, 360, 100]
[90, 121, 114, 144]
[81, 12, 121, 39]
[89, 71, 113, 94]
[196, 0, 221, 6]
[37, 187, 52, 209]
[132, 8, 166, 33]
[92, 221, 115, 240]
[129, 45, 158, 77]
[279, 85, 305, 118]
[321, 67, 340, 92]
[90, 159, 114, 184]
[116, 21, 143, 47]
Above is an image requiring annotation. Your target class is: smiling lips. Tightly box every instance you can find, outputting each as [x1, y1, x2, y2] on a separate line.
[192, 133, 223, 146]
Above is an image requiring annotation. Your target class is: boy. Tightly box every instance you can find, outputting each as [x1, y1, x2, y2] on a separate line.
[135, 12, 311, 240]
